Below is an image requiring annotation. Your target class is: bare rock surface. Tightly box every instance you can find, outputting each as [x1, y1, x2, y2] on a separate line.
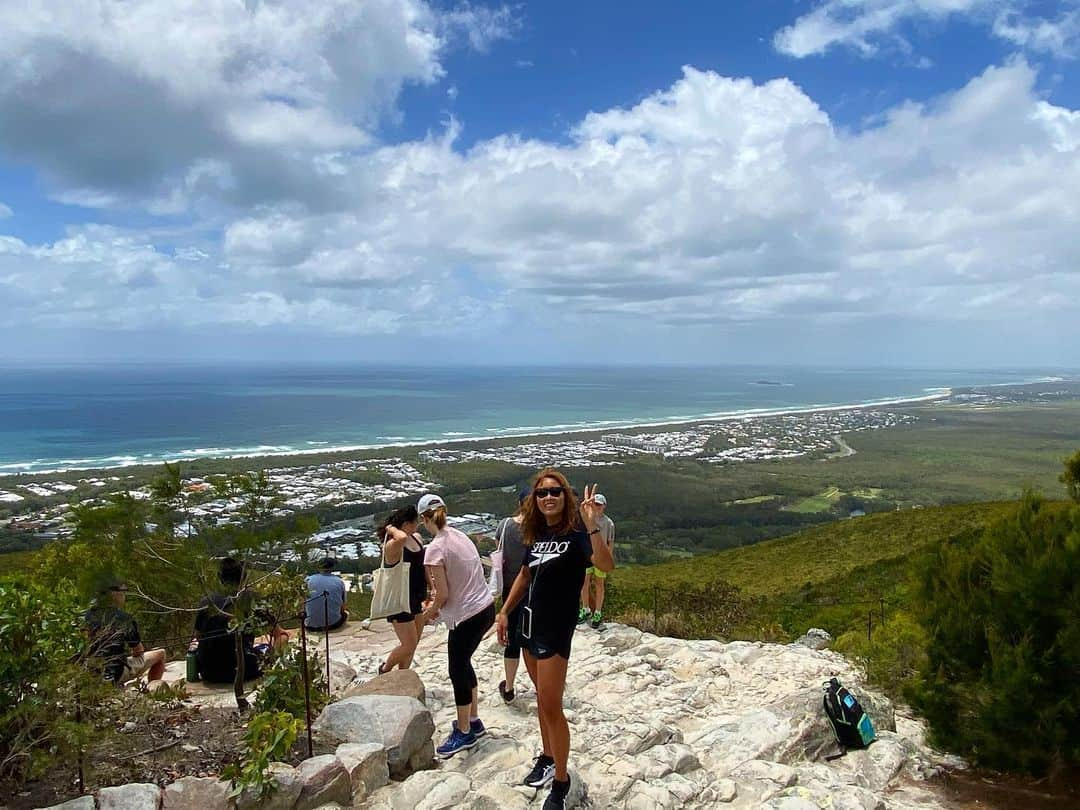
[327, 620, 960, 808]
[161, 777, 230, 810]
[96, 784, 160, 810]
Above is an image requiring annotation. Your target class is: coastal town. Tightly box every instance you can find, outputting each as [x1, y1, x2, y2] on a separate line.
[0, 405, 917, 553]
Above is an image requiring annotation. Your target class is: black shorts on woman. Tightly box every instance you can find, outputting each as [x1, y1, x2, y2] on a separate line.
[387, 540, 426, 623]
[522, 527, 593, 661]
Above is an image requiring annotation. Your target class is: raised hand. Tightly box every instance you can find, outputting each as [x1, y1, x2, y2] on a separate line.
[579, 482, 600, 529]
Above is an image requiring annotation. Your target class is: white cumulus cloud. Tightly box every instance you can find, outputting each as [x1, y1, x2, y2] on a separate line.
[774, 0, 1080, 60]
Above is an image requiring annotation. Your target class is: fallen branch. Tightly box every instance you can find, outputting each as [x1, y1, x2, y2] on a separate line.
[117, 739, 181, 761]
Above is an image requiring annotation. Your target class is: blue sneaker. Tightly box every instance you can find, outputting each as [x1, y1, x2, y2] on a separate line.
[453, 718, 487, 738]
[436, 727, 477, 758]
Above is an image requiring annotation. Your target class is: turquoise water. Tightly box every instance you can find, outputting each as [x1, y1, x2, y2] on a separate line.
[0, 364, 1061, 474]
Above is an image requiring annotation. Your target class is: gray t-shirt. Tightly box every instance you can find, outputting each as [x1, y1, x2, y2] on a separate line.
[596, 514, 615, 549]
[305, 572, 346, 628]
[498, 517, 528, 601]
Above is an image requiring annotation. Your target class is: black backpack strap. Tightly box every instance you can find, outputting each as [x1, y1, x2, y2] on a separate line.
[825, 748, 847, 761]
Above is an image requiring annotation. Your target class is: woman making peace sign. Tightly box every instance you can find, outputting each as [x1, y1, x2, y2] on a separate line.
[496, 469, 615, 810]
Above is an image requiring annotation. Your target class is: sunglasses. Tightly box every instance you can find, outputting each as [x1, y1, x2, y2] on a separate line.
[534, 486, 565, 499]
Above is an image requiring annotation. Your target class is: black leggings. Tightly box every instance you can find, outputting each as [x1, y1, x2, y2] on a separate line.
[503, 601, 524, 661]
[447, 603, 495, 707]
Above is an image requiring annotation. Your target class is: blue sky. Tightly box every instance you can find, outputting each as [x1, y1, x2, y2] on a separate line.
[1, 0, 1078, 366]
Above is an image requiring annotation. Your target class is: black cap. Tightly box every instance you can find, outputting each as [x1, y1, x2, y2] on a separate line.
[319, 557, 335, 571]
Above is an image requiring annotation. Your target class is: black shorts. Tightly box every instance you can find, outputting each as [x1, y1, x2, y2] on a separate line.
[387, 610, 421, 624]
[524, 618, 575, 661]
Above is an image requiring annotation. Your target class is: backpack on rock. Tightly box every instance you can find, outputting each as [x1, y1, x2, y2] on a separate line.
[822, 677, 876, 760]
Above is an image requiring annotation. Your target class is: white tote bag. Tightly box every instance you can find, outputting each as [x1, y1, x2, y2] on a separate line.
[369, 542, 411, 620]
[487, 518, 508, 596]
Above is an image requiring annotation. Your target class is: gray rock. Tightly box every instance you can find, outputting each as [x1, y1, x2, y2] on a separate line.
[97, 784, 161, 810]
[334, 742, 388, 800]
[162, 777, 230, 810]
[36, 797, 96, 810]
[341, 669, 426, 704]
[294, 754, 351, 810]
[794, 628, 833, 650]
[312, 695, 434, 778]
[461, 783, 531, 810]
[387, 771, 471, 810]
[236, 762, 303, 810]
[327, 660, 357, 696]
[713, 778, 738, 802]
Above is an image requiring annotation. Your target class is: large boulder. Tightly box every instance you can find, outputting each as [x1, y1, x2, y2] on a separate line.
[294, 754, 351, 810]
[312, 695, 434, 778]
[341, 669, 426, 704]
[97, 784, 161, 810]
[794, 628, 833, 651]
[162, 777, 231, 810]
[38, 797, 96, 810]
[334, 742, 389, 800]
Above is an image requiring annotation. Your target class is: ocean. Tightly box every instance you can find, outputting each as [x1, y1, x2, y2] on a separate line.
[0, 365, 1060, 475]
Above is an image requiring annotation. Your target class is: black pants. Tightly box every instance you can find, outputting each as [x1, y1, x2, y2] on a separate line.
[502, 601, 524, 661]
[447, 603, 495, 707]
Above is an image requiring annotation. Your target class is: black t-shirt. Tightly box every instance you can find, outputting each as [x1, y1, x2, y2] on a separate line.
[194, 592, 260, 683]
[85, 606, 140, 682]
[524, 528, 593, 636]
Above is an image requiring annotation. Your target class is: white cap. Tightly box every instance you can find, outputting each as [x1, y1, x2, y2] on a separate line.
[417, 493, 446, 514]
[594, 493, 607, 506]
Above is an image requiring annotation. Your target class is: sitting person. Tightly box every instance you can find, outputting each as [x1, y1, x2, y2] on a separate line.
[304, 557, 348, 631]
[193, 557, 288, 684]
[85, 580, 167, 690]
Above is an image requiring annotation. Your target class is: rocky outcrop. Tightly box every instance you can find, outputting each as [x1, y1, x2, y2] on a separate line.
[311, 694, 435, 778]
[49, 621, 962, 810]
[333, 622, 961, 809]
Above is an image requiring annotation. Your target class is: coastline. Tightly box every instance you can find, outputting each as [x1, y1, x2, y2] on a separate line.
[2, 388, 955, 477]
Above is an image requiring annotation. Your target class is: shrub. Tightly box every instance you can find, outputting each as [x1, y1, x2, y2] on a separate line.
[908, 493, 1080, 774]
[833, 611, 927, 700]
[222, 710, 301, 801]
[254, 645, 328, 721]
[0, 578, 110, 782]
[607, 579, 751, 640]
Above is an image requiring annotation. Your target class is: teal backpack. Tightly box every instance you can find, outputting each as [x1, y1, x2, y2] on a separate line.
[822, 677, 876, 759]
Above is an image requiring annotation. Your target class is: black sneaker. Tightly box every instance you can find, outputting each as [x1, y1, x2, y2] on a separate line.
[543, 777, 571, 809]
[498, 679, 515, 703]
[523, 754, 556, 788]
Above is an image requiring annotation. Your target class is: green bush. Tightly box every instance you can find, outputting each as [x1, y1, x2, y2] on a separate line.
[834, 611, 927, 700]
[253, 645, 328, 721]
[222, 710, 301, 801]
[0, 578, 109, 781]
[908, 493, 1080, 773]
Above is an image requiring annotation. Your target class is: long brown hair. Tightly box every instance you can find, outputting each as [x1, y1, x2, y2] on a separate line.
[520, 468, 580, 546]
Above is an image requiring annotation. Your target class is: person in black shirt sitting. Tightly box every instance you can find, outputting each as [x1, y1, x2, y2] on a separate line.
[497, 469, 615, 810]
[85, 579, 166, 690]
[192, 557, 288, 685]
